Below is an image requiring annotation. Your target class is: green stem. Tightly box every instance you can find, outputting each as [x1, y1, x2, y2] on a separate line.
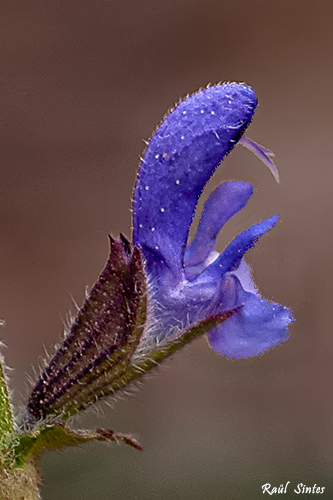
[0, 353, 15, 449]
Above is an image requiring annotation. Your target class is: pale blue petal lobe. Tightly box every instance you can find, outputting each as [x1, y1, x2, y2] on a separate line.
[184, 181, 253, 270]
[194, 215, 279, 284]
[207, 276, 293, 358]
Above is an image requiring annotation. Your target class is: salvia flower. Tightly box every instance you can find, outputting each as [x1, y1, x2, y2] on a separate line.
[25, 82, 292, 430]
[133, 82, 293, 358]
[0, 83, 294, 497]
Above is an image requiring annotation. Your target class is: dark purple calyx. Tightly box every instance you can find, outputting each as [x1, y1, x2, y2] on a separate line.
[26, 236, 147, 422]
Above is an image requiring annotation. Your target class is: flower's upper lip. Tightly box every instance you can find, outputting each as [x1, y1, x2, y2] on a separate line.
[132, 83, 258, 277]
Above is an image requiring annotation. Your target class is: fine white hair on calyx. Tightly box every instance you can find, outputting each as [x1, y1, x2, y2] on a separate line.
[133, 267, 211, 363]
[130, 266, 189, 362]
[132, 272, 163, 361]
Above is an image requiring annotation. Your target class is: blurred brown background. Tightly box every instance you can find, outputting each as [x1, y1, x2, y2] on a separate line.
[1, 1, 332, 499]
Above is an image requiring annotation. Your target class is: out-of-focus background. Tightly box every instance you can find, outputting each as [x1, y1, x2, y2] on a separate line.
[1, 1, 332, 498]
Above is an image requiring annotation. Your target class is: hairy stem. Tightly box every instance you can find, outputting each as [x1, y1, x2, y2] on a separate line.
[0, 455, 41, 500]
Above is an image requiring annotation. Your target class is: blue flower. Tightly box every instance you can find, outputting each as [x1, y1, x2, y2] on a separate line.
[132, 83, 293, 359]
[24, 83, 293, 429]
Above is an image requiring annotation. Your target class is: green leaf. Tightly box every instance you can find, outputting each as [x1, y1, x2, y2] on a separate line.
[60, 306, 242, 408]
[112, 306, 243, 390]
[11, 422, 142, 468]
[56, 306, 241, 420]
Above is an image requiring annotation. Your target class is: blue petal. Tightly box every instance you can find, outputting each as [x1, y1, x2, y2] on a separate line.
[231, 258, 259, 295]
[193, 215, 278, 284]
[133, 83, 258, 277]
[184, 181, 253, 276]
[207, 275, 293, 358]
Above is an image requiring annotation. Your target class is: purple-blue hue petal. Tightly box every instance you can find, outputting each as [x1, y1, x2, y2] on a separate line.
[130, 82, 292, 359]
[207, 275, 293, 358]
[231, 259, 259, 295]
[193, 215, 279, 284]
[184, 181, 253, 271]
[133, 84, 258, 276]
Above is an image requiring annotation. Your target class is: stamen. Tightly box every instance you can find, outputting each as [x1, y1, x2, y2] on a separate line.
[239, 135, 280, 183]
